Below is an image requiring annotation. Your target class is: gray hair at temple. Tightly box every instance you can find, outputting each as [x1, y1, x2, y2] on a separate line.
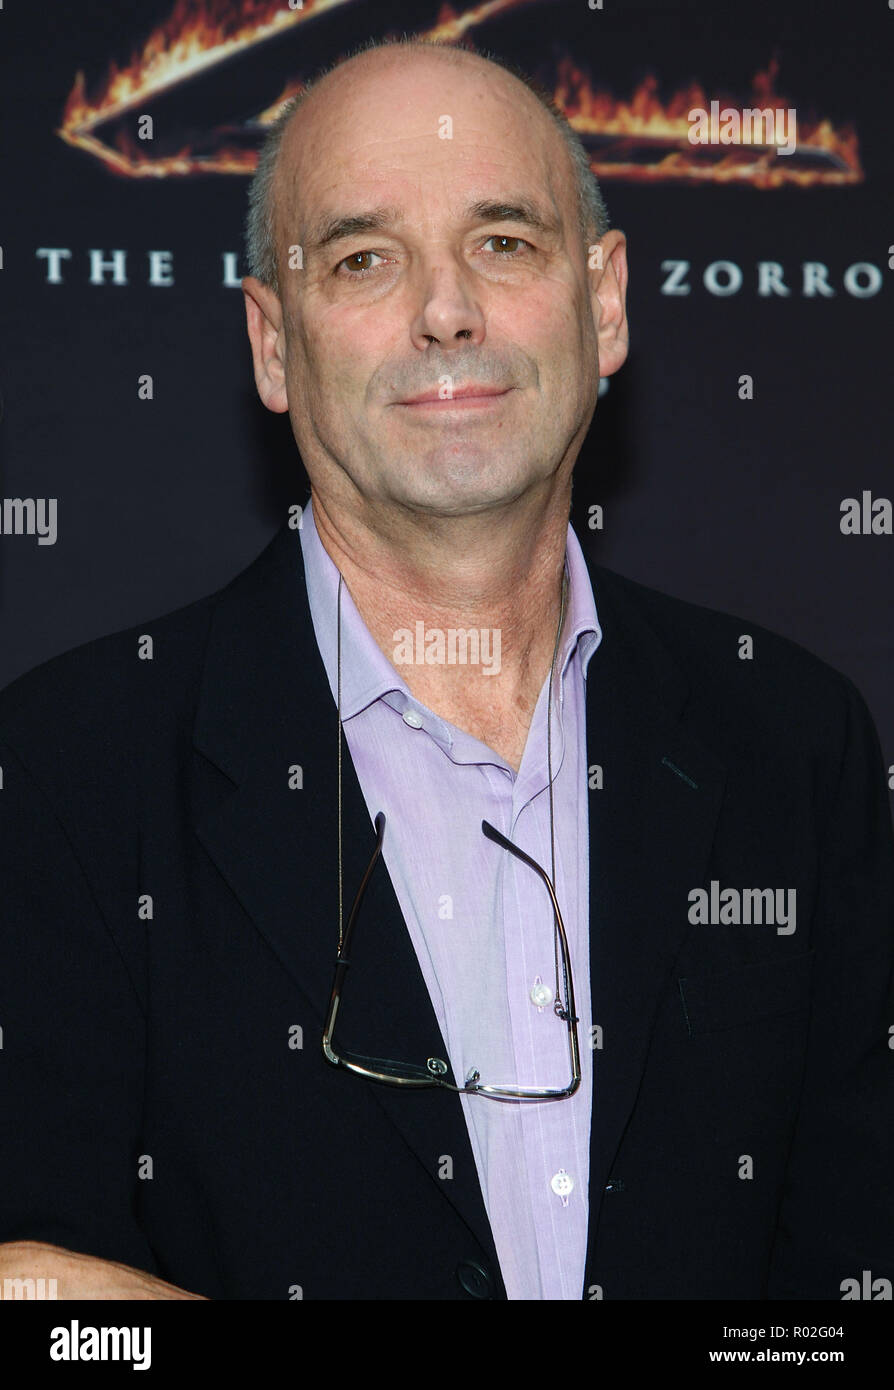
[244, 35, 610, 298]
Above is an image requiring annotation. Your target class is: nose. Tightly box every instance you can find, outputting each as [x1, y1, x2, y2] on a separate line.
[409, 258, 487, 351]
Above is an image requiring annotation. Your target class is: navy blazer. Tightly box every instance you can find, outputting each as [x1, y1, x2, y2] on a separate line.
[1, 521, 892, 1300]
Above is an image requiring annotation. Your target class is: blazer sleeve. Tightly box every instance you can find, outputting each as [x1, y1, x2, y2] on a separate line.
[766, 675, 894, 1299]
[0, 737, 160, 1275]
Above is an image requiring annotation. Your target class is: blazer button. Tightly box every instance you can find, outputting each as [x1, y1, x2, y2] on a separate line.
[456, 1259, 494, 1299]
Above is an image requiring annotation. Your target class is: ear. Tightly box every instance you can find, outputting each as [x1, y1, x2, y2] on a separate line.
[242, 276, 289, 414]
[588, 230, 629, 379]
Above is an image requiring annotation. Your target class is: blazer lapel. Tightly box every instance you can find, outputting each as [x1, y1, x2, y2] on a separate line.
[191, 522, 505, 1289]
[581, 560, 727, 1281]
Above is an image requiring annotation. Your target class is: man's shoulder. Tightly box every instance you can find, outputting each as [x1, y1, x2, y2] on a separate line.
[588, 561, 857, 751]
[591, 561, 829, 664]
[0, 592, 211, 748]
[0, 530, 284, 776]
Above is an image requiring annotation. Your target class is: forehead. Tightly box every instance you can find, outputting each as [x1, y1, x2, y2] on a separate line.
[276, 53, 573, 237]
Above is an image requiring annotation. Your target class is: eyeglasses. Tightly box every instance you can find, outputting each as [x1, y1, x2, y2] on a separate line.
[322, 812, 581, 1101]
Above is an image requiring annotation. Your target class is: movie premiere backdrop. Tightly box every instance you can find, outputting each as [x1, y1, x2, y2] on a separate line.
[0, 0, 891, 801]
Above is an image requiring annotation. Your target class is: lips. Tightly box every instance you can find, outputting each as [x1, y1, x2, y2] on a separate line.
[397, 385, 510, 405]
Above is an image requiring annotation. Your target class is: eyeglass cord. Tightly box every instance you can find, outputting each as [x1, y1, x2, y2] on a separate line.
[335, 562, 570, 1016]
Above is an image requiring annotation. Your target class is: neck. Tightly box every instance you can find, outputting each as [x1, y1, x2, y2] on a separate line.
[314, 487, 572, 771]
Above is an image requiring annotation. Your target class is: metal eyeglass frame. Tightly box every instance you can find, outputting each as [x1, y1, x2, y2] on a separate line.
[322, 811, 581, 1101]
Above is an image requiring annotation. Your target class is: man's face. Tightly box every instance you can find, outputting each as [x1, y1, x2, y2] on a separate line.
[252, 54, 627, 518]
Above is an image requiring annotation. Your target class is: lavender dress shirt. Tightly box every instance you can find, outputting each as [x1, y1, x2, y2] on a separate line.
[299, 498, 602, 1299]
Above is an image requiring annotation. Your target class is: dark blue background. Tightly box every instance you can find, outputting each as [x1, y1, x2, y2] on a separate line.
[1, 0, 891, 802]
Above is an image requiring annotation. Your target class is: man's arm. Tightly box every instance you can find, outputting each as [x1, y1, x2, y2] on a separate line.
[767, 675, 894, 1298]
[0, 736, 201, 1296]
[0, 1242, 206, 1299]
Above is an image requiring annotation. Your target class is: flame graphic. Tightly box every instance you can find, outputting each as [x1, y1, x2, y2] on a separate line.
[556, 55, 861, 188]
[58, 0, 862, 187]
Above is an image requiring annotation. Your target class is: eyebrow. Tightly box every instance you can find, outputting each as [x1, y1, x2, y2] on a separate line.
[304, 197, 563, 253]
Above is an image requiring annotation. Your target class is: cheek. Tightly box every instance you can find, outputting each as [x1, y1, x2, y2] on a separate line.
[509, 277, 582, 351]
[306, 304, 397, 392]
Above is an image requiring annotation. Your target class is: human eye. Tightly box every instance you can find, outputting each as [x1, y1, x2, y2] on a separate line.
[334, 249, 386, 278]
[481, 234, 535, 258]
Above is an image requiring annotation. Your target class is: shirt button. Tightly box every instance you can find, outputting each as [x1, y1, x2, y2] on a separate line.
[550, 1169, 574, 1198]
[402, 710, 424, 729]
[530, 981, 553, 1008]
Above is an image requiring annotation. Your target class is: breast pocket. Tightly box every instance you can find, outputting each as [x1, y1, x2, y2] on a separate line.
[677, 949, 815, 1037]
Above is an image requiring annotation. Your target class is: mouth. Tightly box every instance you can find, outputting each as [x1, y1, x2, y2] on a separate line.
[394, 387, 514, 412]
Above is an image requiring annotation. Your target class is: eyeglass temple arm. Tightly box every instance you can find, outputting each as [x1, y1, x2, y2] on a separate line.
[480, 819, 578, 1026]
[327, 810, 386, 1015]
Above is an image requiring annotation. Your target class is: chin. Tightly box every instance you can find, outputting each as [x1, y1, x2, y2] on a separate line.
[387, 474, 531, 518]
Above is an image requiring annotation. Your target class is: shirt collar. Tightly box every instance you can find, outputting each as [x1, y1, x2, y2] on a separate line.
[299, 496, 601, 725]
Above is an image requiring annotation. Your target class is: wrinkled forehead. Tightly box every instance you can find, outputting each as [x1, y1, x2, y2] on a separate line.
[274, 53, 576, 259]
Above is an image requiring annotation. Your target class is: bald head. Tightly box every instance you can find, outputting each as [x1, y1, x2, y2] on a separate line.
[245, 38, 608, 297]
